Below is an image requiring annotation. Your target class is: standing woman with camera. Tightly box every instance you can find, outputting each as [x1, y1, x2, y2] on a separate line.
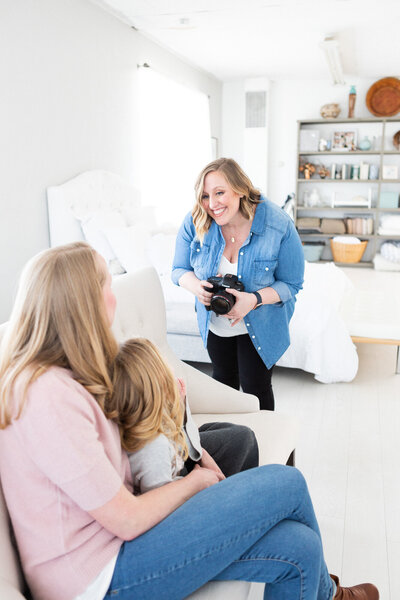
[172, 158, 304, 411]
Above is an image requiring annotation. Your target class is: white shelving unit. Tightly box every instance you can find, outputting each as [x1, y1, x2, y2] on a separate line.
[296, 117, 400, 267]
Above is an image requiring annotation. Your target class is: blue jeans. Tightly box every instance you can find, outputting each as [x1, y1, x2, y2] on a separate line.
[105, 465, 334, 600]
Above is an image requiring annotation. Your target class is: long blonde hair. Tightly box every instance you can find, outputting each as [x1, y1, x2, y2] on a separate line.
[107, 338, 188, 461]
[192, 157, 261, 244]
[0, 242, 118, 427]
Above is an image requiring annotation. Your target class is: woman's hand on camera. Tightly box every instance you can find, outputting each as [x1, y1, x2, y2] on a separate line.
[197, 280, 214, 306]
[223, 290, 256, 326]
[178, 272, 213, 306]
[188, 464, 224, 491]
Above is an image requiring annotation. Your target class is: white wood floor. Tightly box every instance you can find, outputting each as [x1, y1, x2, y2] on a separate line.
[247, 342, 400, 600]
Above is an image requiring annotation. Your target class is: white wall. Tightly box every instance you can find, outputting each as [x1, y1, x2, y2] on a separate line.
[0, 0, 222, 322]
[222, 76, 377, 205]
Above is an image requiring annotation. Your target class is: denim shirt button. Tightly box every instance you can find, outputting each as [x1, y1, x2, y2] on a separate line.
[240, 251, 244, 255]
[238, 275, 242, 279]
[265, 267, 269, 271]
[246, 323, 250, 326]
[196, 249, 200, 252]
[252, 335, 255, 339]
[257, 346, 261, 350]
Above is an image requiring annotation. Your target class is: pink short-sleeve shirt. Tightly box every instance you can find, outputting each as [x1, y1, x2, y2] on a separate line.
[0, 366, 133, 600]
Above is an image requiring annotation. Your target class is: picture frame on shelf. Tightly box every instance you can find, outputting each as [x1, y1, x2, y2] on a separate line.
[382, 165, 399, 180]
[332, 131, 357, 151]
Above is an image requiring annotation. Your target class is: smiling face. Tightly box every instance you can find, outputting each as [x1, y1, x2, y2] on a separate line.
[201, 171, 242, 227]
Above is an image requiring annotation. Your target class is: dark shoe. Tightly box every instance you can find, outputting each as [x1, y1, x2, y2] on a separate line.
[330, 574, 379, 599]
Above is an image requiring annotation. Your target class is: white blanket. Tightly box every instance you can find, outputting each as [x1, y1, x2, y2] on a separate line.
[276, 262, 358, 383]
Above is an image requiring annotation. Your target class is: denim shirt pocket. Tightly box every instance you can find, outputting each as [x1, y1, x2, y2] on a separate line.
[190, 240, 211, 280]
[253, 259, 277, 288]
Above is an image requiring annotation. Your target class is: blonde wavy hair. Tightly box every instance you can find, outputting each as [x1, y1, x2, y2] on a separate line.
[192, 157, 261, 244]
[107, 338, 188, 462]
[0, 242, 118, 428]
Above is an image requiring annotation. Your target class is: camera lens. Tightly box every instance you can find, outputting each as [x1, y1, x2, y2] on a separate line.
[210, 292, 234, 315]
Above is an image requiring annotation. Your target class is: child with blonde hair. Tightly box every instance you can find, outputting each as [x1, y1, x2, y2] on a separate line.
[108, 337, 214, 494]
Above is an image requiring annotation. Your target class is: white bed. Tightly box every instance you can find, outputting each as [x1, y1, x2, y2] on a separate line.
[47, 170, 360, 383]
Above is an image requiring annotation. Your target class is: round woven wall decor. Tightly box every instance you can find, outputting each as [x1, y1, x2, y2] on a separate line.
[366, 77, 400, 117]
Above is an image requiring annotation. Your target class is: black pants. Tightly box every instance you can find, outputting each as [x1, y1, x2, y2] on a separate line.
[207, 330, 275, 411]
[184, 421, 259, 477]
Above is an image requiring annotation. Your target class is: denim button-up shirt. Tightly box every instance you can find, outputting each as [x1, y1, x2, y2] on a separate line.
[172, 198, 304, 368]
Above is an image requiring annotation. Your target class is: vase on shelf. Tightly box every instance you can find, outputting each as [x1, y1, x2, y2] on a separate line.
[358, 136, 372, 151]
[348, 85, 356, 118]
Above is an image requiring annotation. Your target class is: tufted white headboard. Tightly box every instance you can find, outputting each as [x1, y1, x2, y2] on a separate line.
[47, 170, 146, 247]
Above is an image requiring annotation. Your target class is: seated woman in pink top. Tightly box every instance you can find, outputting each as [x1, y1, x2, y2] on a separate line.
[0, 242, 378, 600]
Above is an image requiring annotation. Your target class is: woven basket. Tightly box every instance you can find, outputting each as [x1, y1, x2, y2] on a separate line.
[330, 239, 368, 263]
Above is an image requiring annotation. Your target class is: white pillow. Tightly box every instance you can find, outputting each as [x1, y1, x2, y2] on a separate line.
[147, 233, 177, 276]
[104, 225, 151, 273]
[81, 211, 126, 262]
[147, 233, 194, 304]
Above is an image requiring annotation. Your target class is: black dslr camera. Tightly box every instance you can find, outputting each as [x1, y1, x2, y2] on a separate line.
[205, 274, 244, 315]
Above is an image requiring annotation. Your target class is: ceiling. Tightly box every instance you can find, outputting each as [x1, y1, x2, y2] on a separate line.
[92, 0, 400, 83]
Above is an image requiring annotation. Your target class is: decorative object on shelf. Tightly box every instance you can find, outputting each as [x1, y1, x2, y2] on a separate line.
[318, 138, 329, 151]
[393, 130, 400, 150]
[330, 236, 368, 264]
[348, 85, 357, 118]
[299, 161, 316, 179]
[318, 165, 330, 179]
[299, 129, 319, 151]
[332, 130, 357, 151]
[379, 191, 399, 208]
[382, 165, 399, 180]
[358, 136, 372, 151]
[366, 77, 400, 117]
[302, 242, 325, 262]
[303, 188, 321, 207]
[369, 164, 379, 179]
[332, 193, 372, 209]
[320, 103, 341, 119]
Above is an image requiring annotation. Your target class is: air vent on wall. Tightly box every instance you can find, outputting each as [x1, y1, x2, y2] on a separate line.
[245, 91, 266, 128]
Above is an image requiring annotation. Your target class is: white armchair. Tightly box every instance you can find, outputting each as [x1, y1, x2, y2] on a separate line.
[0, 267, 299, 600]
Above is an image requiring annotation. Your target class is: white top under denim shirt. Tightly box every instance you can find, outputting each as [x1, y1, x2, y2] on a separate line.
[209, 255, 247, 337]
[172, 199, 305, 369]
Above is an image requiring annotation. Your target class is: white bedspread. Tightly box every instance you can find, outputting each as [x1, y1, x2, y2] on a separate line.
[276, 262, 358, 383]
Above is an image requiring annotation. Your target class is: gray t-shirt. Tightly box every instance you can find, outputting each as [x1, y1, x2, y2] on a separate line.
[128, 397, 202, 494]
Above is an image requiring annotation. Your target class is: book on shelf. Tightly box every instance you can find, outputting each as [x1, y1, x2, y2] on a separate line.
[359, 163, 369, 180]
